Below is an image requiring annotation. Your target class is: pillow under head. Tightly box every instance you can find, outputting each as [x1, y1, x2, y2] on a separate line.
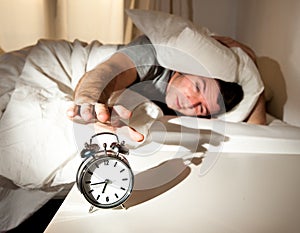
[126, 9, 264, 122]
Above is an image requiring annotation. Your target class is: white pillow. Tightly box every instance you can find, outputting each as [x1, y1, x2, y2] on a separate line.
[126, 9, 264, 122]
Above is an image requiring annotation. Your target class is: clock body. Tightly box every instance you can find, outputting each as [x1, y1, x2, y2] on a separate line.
[77, 150, 134, 209]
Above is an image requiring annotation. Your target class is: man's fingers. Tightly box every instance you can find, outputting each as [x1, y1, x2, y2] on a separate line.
[68, 103, 144, 143]
[80, 104, 95, 122]
[67, 103, 111, 123]
[94, 122, 144, 143]
[94, 103, 110, 123]
[108, 105, 144, 142]
[127, 127, 144, 142]
[66, 104, 78, 118]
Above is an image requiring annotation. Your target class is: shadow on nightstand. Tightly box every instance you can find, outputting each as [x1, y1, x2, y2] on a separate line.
[123, 156, 202, 208]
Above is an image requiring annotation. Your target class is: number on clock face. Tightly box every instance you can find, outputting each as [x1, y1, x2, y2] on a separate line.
[81, 156, 134, 208]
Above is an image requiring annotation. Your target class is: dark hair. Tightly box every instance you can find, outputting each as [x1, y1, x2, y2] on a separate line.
[216, 78, 244, 114]
[142, 65, 244, 116]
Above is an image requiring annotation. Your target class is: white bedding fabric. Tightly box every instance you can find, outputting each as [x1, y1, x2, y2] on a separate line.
[0, 40, 119, 230]
[1, 40, 300, 231]
[0, 40, 117, 189]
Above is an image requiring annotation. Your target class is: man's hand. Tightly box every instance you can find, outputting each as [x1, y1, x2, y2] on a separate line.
[67, 103, 144, 142]
[67, 103, 111, 123]
[66, 52, 142, 141]
[212, 35, 257, 64]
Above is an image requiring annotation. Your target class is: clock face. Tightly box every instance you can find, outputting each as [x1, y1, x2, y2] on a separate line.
[79, 154, 134, 208]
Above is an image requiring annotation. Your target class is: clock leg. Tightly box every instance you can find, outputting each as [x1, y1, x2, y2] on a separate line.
[120, 204, 127, 210]
[89, 205, 95, 213]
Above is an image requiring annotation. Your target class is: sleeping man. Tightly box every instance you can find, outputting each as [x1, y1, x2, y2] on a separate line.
[67, 35, 266, 142]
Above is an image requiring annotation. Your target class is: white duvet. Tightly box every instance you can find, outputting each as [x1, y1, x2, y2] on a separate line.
[1, 40, 300, 231]
[0, 39, 119, 230]
[0, 39, 118, 188]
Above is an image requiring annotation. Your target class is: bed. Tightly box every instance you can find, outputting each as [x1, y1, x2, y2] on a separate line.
[1, 9, 300, 231]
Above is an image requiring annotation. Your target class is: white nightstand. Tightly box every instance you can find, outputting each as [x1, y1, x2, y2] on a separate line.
[45, 153, 300, 233]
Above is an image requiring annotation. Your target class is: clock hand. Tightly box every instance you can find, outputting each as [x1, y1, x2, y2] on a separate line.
[90, 181, 106, 186]
[102, 182, 108, 193]
[102, 179, 111, 193]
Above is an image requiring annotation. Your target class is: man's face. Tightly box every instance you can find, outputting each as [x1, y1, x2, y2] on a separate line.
[165, 72, 221, 116]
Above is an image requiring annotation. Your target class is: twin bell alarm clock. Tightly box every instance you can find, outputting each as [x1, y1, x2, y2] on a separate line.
[76, 132, 134, 210]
